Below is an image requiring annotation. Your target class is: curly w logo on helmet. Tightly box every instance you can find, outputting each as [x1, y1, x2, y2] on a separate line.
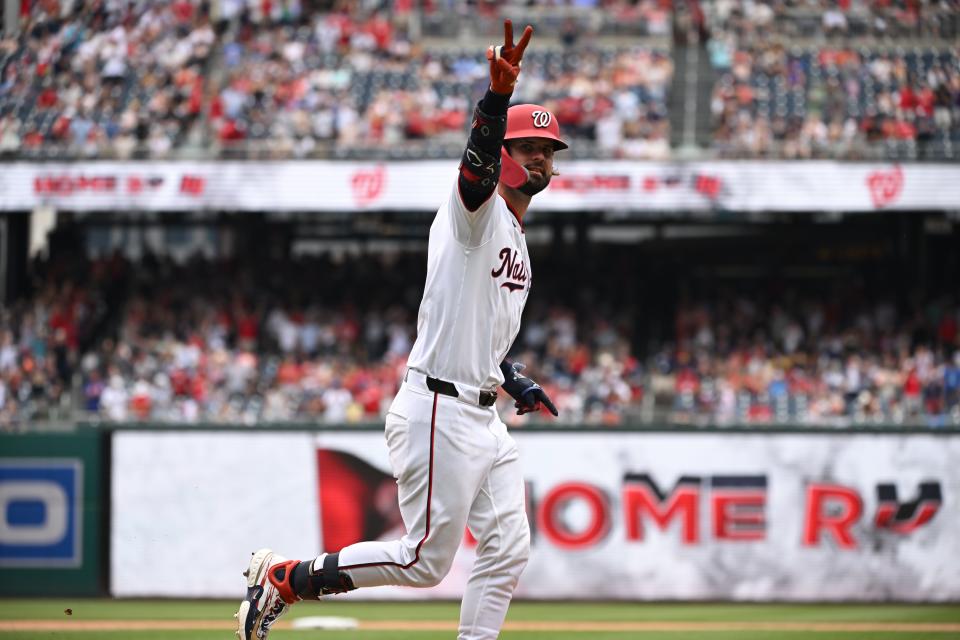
[531, 110, 552, 128]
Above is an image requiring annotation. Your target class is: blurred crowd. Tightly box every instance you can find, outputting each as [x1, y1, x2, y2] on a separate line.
[0, 251, 643, 426]
[0, 0, 215, 158]
[4, 0, 957, 161]
[2, 252, 958, 429]
[709, 44, 960, 160]
[657, 288, 960, 426]
[704, 0, 960, 159]
[0, 0, 672, 160]
[704, 0, 959, 43]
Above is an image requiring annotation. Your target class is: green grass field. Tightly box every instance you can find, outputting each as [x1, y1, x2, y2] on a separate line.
[1, 599, 958, 639]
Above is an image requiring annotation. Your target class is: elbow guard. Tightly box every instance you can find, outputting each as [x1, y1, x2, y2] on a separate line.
[459, 139, 500, 189]
[457, 101, 509, 210]
[458, 140, 501, 211]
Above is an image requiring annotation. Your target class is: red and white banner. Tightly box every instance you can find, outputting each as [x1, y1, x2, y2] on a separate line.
[111, 429, 958, 600]
[2, 161, 958, 213]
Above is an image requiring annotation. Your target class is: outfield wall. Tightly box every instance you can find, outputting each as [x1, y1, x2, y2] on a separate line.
[106, 428, 958, 601]
[2, 426, 954, 599]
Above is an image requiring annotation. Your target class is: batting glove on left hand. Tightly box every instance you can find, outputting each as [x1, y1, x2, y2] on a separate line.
[499, 361, 559, 417]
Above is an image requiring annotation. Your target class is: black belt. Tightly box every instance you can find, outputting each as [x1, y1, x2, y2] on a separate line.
[426, 376, 498, 407]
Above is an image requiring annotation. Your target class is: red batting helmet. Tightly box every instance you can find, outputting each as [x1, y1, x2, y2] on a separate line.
[504, 104, 568, 150]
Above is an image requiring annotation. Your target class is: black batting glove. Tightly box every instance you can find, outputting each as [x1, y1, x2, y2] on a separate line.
[499, 361, 559, 417]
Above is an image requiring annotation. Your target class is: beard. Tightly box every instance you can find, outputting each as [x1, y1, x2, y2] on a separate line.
[519, 169, 551, 196]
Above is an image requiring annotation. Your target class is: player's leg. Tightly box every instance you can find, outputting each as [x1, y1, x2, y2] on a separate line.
[331, 391, 498, 588]
[236, 387, 498, 640]
[458, 423, 530, 640]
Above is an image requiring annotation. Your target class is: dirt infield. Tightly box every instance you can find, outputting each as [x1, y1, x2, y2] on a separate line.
[5, 620, 960, 633]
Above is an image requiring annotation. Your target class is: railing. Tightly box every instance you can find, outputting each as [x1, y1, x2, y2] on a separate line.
[647, 390, 960, 429]
[5, 383, 958, 432]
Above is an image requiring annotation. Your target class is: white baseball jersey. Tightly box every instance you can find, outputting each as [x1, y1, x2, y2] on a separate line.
[406, 184, 531, 390]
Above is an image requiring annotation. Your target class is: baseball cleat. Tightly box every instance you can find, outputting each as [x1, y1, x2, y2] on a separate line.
[235, 548, 301, 640]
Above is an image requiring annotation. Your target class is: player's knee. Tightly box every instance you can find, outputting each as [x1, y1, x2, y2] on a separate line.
[397, 544, 456, 588]
[413, 571, 445, 589]
[404, 558, 449, 588]
[401, 522, 462, 587]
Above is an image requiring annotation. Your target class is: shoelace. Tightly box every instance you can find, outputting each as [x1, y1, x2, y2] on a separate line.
[257, 597, 287, 639]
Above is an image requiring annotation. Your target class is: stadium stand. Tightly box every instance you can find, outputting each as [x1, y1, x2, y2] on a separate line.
[1, 2, 958, 428]
[0, 1, 672, 160]
[2, 251, 957, 428]
[703, 0, 960, 159]
[709, 44, 960, 160]
[3, 1, 958, 160]
[0, 0, 215, 159]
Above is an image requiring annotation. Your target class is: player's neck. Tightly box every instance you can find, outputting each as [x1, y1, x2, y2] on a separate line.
[499, 185, 531, 222]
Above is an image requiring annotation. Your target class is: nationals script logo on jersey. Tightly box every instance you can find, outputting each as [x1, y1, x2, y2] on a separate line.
[491, 247, 528, 292]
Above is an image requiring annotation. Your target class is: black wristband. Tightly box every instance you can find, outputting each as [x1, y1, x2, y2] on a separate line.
[480, 88, 510, 116]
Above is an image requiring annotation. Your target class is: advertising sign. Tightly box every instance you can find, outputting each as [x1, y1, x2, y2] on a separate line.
[0, 459, 83, 567]
[0, 431, 103, 596]
[110, 429, 958, 600]
[2, 161, 958, 213]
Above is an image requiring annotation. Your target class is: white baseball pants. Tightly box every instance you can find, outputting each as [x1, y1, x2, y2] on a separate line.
[325, 373, 531, 640]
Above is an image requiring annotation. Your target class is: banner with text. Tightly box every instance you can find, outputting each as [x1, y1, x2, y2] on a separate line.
[111, 430, 958, 600]
[2, 161, 958, 213]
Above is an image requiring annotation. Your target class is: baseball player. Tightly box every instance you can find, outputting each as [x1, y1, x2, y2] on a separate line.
[236, 20, 565, 640]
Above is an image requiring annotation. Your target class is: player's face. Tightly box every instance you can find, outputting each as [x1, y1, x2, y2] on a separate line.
[507, 138, 556, 196]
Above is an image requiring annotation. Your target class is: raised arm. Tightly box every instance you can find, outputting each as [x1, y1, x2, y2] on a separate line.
[457, 20, 533, 212]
